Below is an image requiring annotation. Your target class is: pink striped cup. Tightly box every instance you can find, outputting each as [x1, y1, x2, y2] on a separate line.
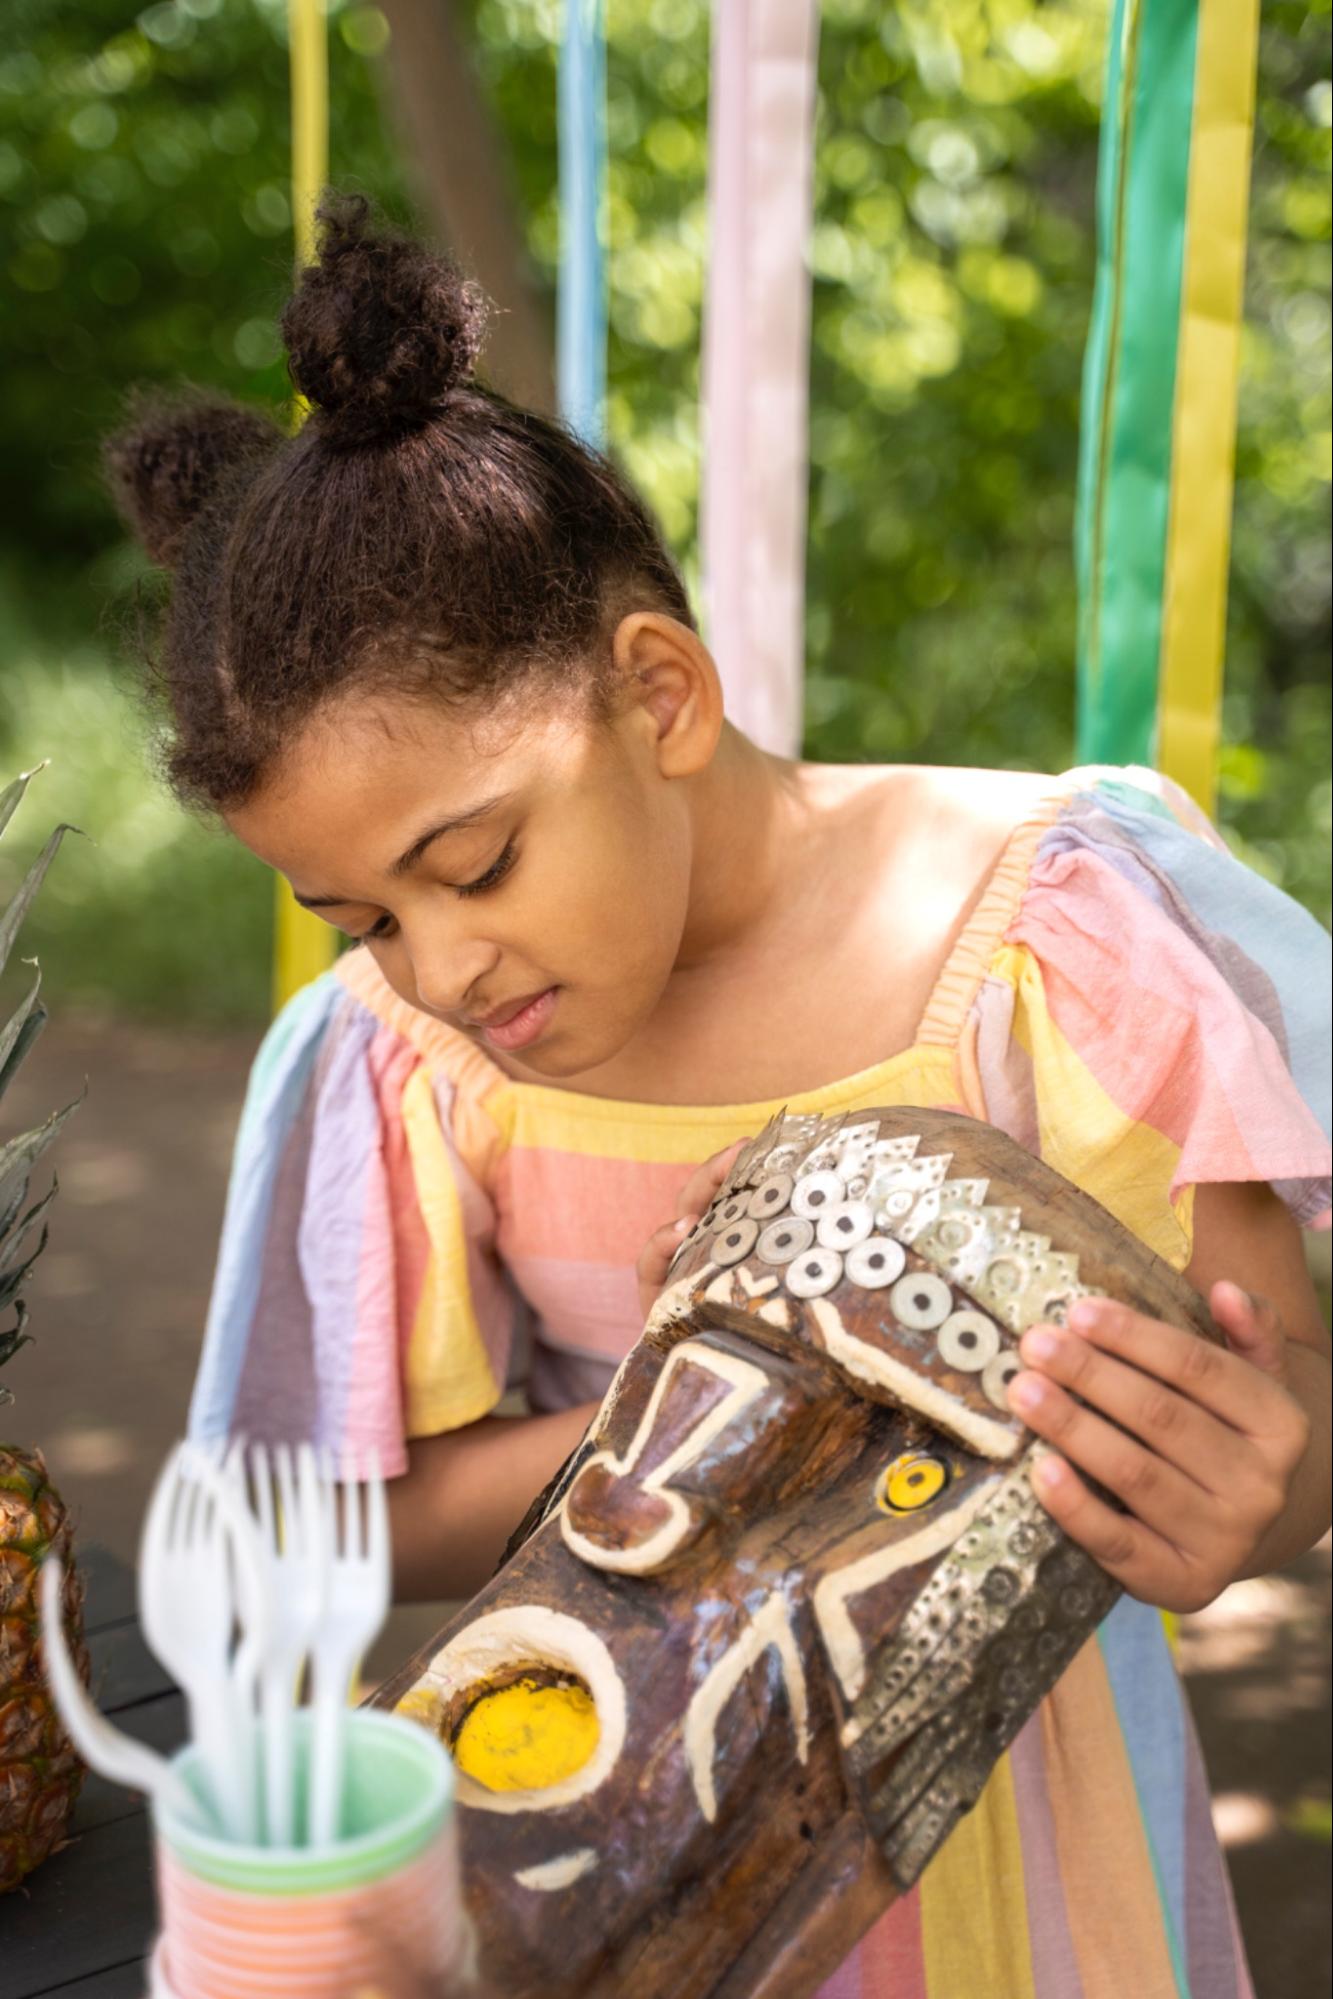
[151, 1709, 465, 1999]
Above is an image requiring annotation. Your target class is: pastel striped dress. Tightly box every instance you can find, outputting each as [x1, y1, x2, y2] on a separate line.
[192, 769, 1331, 1998]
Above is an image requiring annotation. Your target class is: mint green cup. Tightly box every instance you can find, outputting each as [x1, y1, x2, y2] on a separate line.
[155, 1708, 454, 1894]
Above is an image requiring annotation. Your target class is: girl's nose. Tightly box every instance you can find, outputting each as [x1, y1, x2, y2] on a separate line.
[409, 929, 501, 1020]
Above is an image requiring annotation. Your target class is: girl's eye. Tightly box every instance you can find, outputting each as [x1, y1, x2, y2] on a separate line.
[456, 841, 517, 899]
[358, 914, 397, 944]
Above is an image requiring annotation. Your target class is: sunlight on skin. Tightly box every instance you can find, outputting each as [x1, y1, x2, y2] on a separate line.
[223, 611, 1060, 1106]
[224, 612, 787, 1090]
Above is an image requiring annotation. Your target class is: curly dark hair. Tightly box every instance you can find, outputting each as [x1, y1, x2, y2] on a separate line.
[103, 194, 695, 809]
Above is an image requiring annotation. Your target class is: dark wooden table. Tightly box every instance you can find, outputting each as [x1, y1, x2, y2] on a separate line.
[3, 1546, 173, 1999]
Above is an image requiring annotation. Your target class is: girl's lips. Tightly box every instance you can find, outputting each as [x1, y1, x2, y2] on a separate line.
[477, 986, 559, 1052]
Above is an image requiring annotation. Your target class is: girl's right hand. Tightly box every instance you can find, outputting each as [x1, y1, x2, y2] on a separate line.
[635, 1138, 749, 1322]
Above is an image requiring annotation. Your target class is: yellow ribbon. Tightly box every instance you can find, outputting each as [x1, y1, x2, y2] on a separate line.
[1156, 0, 1260, 816]
[273, 0, 338, 1012]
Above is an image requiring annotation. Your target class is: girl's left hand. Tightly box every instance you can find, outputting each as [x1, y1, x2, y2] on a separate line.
[1008, 1281, 1312, 1613]
[635, 1138, 749, 1322]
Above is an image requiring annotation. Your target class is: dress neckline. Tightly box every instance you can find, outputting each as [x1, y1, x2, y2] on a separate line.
[335, 773, 1081, 1122]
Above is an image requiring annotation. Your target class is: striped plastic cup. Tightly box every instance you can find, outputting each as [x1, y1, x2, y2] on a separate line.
[152, 1709, 464, 1999]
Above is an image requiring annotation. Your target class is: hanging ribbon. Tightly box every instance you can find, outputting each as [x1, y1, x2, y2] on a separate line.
[1075, 0, 1260, 816]
[558, 0, 607, 447]
[700, 0, 820, 759]
[273, 0, 337, 1013]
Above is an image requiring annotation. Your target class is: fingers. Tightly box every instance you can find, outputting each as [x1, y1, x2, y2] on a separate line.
[1012, 1296, 1308, 1610]
[1006, 1363, 1213, 1535]
[1024, 1452, 1207, 1609]
[636, 1140, 750, 1324]
[1060, 1298, 1292, 1437]
[673, 1138, 749, 1224]
[637, 1214, 698, 1321]
[1209, 1280, 1287, 1381]
[1011, 1322, 1236, 1492]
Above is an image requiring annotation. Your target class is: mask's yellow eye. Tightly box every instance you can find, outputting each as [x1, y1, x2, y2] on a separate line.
[453, 1677, 599, 1793]
[878, 1450, 949, 1514]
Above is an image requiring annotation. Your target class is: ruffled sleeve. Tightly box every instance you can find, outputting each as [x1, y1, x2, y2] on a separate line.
[969, 769, 1332, 1269]
[188, 964, 515, 1477]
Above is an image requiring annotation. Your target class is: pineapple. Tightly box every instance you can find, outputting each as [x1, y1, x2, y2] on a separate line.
[0, 767, 84, 1892]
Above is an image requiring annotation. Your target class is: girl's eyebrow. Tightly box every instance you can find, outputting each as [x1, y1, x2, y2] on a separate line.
[292, 792, 514, 909]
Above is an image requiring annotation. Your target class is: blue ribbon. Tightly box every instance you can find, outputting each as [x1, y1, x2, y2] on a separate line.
[558, 0, 607, 447]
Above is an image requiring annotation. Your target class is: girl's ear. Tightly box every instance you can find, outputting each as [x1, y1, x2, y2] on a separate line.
[610, 612, 724, 779]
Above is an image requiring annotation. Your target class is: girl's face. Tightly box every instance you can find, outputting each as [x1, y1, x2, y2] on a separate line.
[226, 623, 719, 1079]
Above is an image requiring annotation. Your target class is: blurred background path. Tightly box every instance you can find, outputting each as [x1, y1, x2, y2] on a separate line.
[9, 1017, 1330, 1998]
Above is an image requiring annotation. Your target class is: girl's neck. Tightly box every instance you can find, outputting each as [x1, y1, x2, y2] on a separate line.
[674, 723, 817, 969]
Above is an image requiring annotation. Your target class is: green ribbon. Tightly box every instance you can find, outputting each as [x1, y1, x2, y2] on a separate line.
[1075, 0, 1200, 769]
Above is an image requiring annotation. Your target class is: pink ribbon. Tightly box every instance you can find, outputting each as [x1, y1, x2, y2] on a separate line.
[701, 0, 821, 757]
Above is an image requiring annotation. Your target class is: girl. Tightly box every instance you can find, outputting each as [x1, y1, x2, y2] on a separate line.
[108, 198, 1330, 1997]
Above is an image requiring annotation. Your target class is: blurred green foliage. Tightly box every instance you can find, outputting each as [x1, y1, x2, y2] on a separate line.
[0, 0, 1328, 1021]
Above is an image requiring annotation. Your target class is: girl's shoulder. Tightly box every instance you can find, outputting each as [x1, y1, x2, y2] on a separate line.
[882, 759, 1234, 958]
[851, 759, 1213, 890]
[954, 763, 1331, 1259]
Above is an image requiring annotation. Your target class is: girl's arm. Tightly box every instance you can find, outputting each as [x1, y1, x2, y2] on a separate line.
[387, 1400, 599, 1600]
[1011, 1178, 1331, 1611]
[1188, 1180, 1331, 1576]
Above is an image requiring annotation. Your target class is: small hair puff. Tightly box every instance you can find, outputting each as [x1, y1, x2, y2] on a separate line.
[102, 392, 281, 569]
[282, 192, 490, 446]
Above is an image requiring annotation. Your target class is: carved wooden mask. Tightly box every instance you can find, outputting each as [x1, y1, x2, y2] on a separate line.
[378, 1108, 1216, 1999]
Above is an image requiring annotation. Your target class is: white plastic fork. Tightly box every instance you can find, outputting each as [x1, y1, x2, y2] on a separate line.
[307, 1450, 390, 1847]
[251, 1441, 329, 1846]
[40, 1558, 205, 1828]
[139, 1442, 269, 1842]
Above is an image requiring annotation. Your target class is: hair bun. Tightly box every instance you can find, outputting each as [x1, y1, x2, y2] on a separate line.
[102, 393, 281, 568]
[282, 193, 489, 445]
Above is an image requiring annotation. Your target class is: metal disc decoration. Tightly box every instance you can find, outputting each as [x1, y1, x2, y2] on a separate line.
[377, 1106, 1222, 1999]
[1075, 0, 1262, 812]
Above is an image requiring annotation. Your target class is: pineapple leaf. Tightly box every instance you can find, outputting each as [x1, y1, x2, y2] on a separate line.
[0, 1234, 46, 1312]
[0, 823, 78, 985]
[0, 768, 75, 1402]
[0, 1299, 32, 1393]
[0, 966, 43, 1081]
[0, 765, 47, 843]
[0, 1182, 56, 1280]
[0, 990, 47, 1103]
[0, 1101, 80, 1240]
